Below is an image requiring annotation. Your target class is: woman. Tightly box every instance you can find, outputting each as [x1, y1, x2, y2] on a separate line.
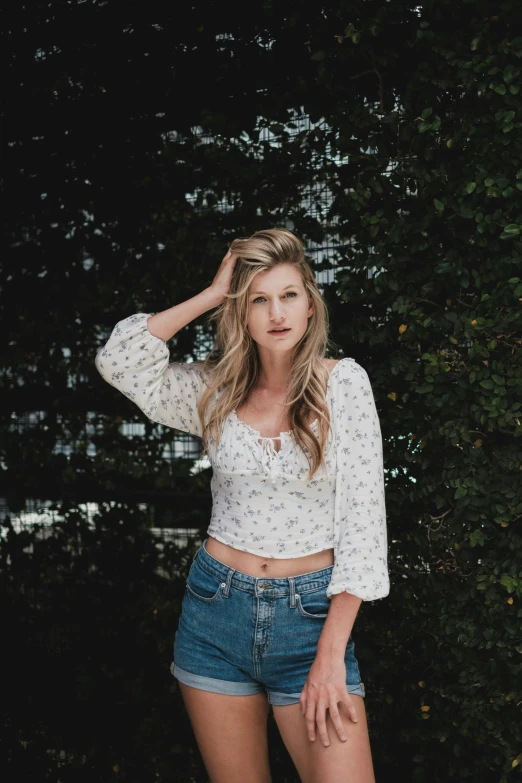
[95, 227, 389, 783]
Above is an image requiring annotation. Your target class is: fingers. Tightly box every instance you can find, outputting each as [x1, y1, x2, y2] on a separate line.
[301, 692, 359, 747]
[344, 694, 359, 724]
[305, 705, 318, 743]
[224, 248, 238, 264]
[325, 696, 358, 744]
[301, 692, 317, 742]
[315, 702, 330, 746]
[304, 699, 330, 746]
[328, 701, 347, 742]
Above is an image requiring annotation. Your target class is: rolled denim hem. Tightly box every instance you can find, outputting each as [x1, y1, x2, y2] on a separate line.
[267, 681, 365, 706]
[172, 663, 264, 696]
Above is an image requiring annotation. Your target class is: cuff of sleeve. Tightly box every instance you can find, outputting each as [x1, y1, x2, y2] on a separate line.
[326, 583, 390, 602]
[143, 313, 168, 344]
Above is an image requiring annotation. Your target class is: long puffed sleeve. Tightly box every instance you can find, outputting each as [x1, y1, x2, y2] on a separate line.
[95, 312, 207, 437]
[326, 358, 390, 602]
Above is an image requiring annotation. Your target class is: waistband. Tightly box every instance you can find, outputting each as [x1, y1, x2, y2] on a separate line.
[194, 538, 334, 597]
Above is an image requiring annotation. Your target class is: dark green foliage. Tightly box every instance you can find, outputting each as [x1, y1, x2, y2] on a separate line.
[2, 0, 522, 780]
[314, 6, 522, 781]
[0, 506, 200, 781]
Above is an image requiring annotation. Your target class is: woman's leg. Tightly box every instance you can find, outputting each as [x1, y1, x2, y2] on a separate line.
[179, 682, 272, 783]
[272, 695, 375, 783]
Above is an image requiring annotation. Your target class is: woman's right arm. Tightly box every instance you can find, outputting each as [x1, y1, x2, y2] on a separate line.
[146, 287, 222, 342]
[147, 246, 238, 340]
[94, 289, 222, 437]
[95, 250, 239, 436]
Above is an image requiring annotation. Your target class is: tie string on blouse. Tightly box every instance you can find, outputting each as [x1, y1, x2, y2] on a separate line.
[259, 437, 281, 485]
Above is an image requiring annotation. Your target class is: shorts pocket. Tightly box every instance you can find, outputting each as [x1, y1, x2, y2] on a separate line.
[295, 584, 329, 619]
[185, 559, 224, 603]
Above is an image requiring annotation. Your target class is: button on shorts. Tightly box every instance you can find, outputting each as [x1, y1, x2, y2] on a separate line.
[171, 538, 366, 706]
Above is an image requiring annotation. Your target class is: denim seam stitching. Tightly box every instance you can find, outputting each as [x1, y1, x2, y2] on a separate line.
[185, 581, 223, 603]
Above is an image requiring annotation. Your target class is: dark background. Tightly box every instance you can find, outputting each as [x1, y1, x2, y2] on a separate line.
[3, 1, 522, 780]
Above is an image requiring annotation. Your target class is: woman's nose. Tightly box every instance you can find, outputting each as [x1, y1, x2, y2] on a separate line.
[269, 302, 284, 317]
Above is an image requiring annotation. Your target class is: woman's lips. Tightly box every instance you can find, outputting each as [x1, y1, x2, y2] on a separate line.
[268, 328, 291, 336]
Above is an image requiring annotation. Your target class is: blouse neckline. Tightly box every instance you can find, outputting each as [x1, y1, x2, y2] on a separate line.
[229, 357, 350, 442]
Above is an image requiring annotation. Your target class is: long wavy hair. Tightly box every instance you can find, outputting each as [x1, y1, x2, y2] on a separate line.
[197, 227, 337, 481]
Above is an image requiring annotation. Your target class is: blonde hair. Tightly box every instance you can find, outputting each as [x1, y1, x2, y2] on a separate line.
[197, 227, 337, 481]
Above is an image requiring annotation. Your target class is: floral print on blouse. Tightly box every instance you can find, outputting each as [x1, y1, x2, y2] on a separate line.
[95, 312, 390, 602]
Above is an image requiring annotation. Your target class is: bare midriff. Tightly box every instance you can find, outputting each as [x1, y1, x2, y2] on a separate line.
[206, 535, 334, 578]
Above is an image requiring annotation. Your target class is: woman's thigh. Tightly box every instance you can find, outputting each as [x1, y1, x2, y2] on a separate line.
[179, 683, 272, 783]
[272, 695, 375, 783]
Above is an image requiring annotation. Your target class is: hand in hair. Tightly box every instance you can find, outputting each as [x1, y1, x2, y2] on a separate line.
[209, 248, 239, 305]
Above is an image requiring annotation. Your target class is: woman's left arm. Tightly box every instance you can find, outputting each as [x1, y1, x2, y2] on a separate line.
[318, 591, 362, 659]
[299, 592, 362, 747]
[300, 359, 390, 747]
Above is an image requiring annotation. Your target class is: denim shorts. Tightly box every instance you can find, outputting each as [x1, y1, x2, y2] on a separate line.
[171, 538, 365, 706]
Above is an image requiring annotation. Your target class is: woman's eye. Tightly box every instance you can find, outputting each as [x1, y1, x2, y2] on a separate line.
[252, 292, 297, 304]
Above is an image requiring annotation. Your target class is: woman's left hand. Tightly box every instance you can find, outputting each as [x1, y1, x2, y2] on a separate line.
[299, 657, 359, 747]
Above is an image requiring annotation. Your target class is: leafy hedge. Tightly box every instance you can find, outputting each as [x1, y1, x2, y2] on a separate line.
[3, 1, 522, 780]
[309, 4, 522, 779]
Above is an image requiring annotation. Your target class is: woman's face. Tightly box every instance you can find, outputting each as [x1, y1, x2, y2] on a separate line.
[246, 263, 314, 354]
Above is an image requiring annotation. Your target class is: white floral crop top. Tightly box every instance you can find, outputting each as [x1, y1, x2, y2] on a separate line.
[95, 312, 390, 602]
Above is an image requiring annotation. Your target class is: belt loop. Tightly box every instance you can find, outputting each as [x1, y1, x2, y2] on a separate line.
[223, 567, 235, 598]
[289, 577, 296, 608]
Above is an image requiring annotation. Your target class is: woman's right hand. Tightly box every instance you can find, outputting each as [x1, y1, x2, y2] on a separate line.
[208, 248, 240, 306]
